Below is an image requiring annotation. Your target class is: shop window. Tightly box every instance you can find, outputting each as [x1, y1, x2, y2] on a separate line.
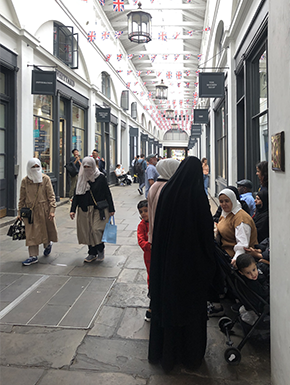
[53, 23, 79, 69]
[163, 129, 188, 141]
[110, 124, 116, 168]
[72, 105, 85, 156]
[102, 72, 111, 99]
[95, 121, 102, 156]
[215, 98, 228, 190]
[33, 95, 53, 173]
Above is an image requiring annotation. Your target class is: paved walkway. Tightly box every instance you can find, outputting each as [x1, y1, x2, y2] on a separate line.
[0, 184, 270, 385]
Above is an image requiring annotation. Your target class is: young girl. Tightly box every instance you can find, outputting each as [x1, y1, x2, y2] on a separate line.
[137, 200, 151, 321]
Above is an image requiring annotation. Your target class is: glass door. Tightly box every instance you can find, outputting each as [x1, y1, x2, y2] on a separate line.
[59, 119, 66, 197]
[0, 103, 7, 218]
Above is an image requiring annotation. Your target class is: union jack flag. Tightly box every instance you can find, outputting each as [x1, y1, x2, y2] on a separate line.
[134, 82, 139, 86]
[143, 82, 147, 86]
[140, 92, 144, 96]
[150, 55, 157, 62]
[127, 54, 134, 60]
[146, 70, 152, 75]
[87, 31, 96, 42]
[187, 30, 194, 36]
[148, 92, 152, 98]
[177, 83, 181, 87]
[102, 31, 110, 40]
[184, 54, 191, 60]
[126, 82, 130, 89]
[133, 0, 138, 4]
[117, 54, 123, 61]
[99, 0, 105, 5]
[166, 71, 172, 79]
[195, 70, 200, 76]
[204, 27, 211, 31]
[117, 70, 123, 73]
[176, 71, 182, 79]
[185, 82, 190, 88]
[174, 54, 180, 61]
[105, 54, 111, 61]
[158, 32, 167, 41]
[113, 0, 124, 12]
[139, 54, 145, 59]
[115, 31, 123, 39]
[185, 70, 190, 76]
[194, 82, 198, 87]
[197, 54, 202, 60]
[136, 71, 142, 77]
[157, 72, 162, 77]
[162, 55, 168, 60]
[173, 32, 180, 39]
[127, 70, 132, 75]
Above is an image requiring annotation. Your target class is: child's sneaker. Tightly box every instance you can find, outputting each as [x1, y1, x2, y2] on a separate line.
[145, 309, 151, 322]
[22, 256, 38, 266]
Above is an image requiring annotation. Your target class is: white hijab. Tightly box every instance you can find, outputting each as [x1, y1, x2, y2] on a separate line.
[156, 158, 180, 180]
[27, 158, 43, 183]
[76, 156, 100, 195]
[219, 188, 242, 217]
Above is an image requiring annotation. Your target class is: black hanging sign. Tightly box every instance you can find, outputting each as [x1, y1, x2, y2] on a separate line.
[194, 109, 208, 124]
[199, 72, 225, 98]
[31, 70, 56, 95]
[96, 108, 111, 122]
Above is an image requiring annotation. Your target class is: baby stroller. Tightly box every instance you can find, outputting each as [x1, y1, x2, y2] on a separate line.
[115, 172, 132, 186]
[213, 243, 270, 365]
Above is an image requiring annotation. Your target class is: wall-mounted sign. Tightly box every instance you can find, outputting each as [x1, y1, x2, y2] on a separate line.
[199, 72, 225, 98]
[191, 124, 202, 136]
[56, 69, 75, 87]
[194, 109, 208, 124]
[96, 107, 111, 122]
[32, 70, 56, 95]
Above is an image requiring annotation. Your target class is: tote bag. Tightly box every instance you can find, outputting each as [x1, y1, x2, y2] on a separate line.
[102, 216, 117, 244]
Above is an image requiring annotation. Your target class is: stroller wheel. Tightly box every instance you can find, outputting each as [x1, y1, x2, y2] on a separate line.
[219, 317, 233, 334]
[224, 347, 241, 365]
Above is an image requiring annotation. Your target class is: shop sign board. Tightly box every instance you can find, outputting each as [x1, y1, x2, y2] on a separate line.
[96, 108, 111, 122]
[32, 70, 56, 95]
[194, 109, 208, 124]
[199, 72, 225, 98]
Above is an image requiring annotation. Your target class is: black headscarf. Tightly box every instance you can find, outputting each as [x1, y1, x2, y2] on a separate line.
[253, 189, 269, 243]
[150, 156, 216, 328]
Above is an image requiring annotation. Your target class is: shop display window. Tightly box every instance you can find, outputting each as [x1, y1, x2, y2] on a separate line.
[72, 105, 85, 156]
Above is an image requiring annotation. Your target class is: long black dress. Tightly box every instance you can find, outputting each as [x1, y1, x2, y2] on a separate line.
[148, 156, 216, 372]
[253, 189, 269, 243]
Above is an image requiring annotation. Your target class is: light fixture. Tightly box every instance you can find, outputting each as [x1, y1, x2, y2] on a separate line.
[155, 79, 168, 100]
[171, 122, 178, 130]
[165, 108, 174, 119]
[127, 2, 152, 44]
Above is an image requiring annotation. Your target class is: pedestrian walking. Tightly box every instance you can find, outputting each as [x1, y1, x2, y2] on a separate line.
[136, 154, 146, 195]
[144, 154, 159, 198]
[68, 149, 82, 199]
[148, 156, 216, 372]
[201, 157, 209, 196]
[18, 158, 58, 266]
[70, 157, 115, 263]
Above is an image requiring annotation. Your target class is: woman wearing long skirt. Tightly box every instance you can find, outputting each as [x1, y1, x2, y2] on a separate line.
[70, 157, 115, 262]
[148, 156, 216, 372]
[19, 158, 58, 266]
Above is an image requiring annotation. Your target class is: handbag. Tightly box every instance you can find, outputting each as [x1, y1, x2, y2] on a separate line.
[90, 190, 109, 220]
[7, 219, 26, 240]
[20, 183, 40, 224]
[102, 216, 117, 244]
[65, 161, 78, 177]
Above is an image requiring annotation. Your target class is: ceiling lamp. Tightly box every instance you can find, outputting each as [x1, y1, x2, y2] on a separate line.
[165, 108, 174, 119]
[127, 2, 152, 44]
[155, 79, 168, 100]
[171, 122, 178, 130]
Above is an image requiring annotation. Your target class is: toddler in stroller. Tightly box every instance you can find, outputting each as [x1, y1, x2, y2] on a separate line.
[212, 244, 270, 365]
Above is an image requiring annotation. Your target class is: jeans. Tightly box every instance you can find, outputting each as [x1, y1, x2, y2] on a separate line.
[203, 175, 209, 196]
[139, 174, 145, 190]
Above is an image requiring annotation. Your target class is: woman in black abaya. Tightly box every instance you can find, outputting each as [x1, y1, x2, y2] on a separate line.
[148, 156, 216, 372]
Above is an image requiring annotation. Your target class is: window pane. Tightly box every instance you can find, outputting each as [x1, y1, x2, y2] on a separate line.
[259, 113, 268, 161]
[95, 133, 102, 156]
[0, 72, 6, 94]
[33, 95, 53, 119]
[259, 51, 267, 114]
[110, 138, 116, 169]
[34, 117, 53, 173]
[110, 124, 116, 139]
[72, 105, 84, 128]
[0, 130, 5, 153]
[72, 127, 84, 157]
[0, 154, 4, 178]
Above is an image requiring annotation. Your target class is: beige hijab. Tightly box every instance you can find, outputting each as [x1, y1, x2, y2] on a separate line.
[156, 158, 180, 180]
[76, 156, 100, 195]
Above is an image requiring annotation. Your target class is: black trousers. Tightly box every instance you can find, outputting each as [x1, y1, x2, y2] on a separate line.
[88, 243, 104, 255]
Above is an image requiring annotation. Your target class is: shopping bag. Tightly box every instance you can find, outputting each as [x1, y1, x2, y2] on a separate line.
[7, 219, 26, 240]
[101, 216, 117, 244]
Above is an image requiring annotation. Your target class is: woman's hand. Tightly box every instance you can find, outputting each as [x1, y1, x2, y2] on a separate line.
[109, 212, 115, 217]
[48, 213, 55, 221]
[16, 216, 22, 221]
[70, 212, 75, 220]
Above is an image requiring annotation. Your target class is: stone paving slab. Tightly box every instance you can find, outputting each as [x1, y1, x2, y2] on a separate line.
[0, 326, 86, 368]
[38, 369, 147, 385]
[88, 306, 124, 338]
[72, 336, 163, 376]
[105, 283, 149, 308]
[116, 307, 150, 340]
[0, 261, 74, 275]
[0, 366, 44, 385]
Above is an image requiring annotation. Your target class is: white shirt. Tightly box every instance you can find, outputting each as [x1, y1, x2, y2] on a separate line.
[233, 222, 252, 260]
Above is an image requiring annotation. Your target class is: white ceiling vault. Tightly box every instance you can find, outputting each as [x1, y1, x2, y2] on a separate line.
[100, 0, 208, 131]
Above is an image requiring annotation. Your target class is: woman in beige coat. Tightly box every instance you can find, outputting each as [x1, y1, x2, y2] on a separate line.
[18, 158, 58, 266]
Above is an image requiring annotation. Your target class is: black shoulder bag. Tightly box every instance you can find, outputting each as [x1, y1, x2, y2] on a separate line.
[20, 183, 40, 224]
[90, 190, 109, 220]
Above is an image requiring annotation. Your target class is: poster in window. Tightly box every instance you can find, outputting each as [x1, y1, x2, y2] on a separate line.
[271, 131, 285, 171]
